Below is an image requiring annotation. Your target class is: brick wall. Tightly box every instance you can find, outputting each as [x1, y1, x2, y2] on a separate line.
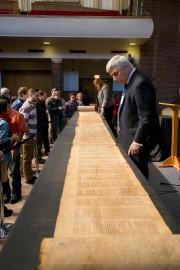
[140, 0, 180, 108]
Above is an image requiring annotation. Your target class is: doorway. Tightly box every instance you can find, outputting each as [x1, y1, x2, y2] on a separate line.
[79, 78, 113, 104]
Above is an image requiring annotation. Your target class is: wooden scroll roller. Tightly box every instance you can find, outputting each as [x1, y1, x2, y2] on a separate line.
[77, 106, 95, 112]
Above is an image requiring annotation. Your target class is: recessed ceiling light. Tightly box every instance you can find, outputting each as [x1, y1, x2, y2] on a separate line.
[43, 42, 50, 45]
[129, 43, 136, 46]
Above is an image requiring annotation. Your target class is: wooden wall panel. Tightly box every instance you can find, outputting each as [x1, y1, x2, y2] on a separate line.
[0, 1, 19, 13]
[2, 71, 52, 96]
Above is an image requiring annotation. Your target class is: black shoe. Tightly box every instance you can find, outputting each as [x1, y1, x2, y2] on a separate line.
[4, 205, 13, 217]
[38, 158, 46, 164]
[3, 194, 11, 204]
[10, 194, 22, 204]
[2, 181, 11, 203]
[45, 152, 49, 156]
[26, 176, 37, 185]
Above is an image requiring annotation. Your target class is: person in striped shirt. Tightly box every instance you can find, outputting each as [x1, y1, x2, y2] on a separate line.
[20, 88, 39, 185]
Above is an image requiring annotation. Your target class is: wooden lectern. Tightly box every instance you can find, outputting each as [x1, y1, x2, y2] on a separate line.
[159, 103, 180, 171]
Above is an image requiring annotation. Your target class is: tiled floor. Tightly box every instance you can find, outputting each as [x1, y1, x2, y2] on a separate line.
[0, 155, 48, 248]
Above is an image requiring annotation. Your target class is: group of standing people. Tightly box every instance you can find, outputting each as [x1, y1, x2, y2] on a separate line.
[0, 87, 86, 217]
[47, 90, 86, 142]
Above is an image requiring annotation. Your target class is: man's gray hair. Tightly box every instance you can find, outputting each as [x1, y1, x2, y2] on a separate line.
[106, 55, 133, 73]
[0, 87, 10, 96]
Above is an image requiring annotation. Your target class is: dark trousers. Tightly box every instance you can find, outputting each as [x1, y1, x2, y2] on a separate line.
[104, 105, 117, 138]
[50, 115, 64, 142]
[42, 125, 50, 154]
[8, 152, 22, 196]
[51, 116, 58, 142]
[117, 135, 150, 179]
[37, 130, 43, 158]
[130, 145, 150, 179]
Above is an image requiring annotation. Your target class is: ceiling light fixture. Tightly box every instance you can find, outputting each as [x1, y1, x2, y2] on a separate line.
[43, 42, 50, 45]
[129, 43, 136, 46]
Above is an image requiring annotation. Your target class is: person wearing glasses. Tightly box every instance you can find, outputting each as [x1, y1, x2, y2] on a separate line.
[106, 55, 160, 179]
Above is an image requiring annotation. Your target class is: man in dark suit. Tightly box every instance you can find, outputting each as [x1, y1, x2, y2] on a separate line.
[106, 55, 160, 178]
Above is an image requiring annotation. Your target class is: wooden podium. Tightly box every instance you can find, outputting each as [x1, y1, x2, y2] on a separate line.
[159, 103, 180, 171]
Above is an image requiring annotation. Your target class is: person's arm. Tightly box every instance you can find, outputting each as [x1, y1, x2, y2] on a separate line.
[47, 99, 60, 113]
[45, 97, 51, 106]
[19, 104, 31, 137]
[64, 102, 70, 117]
[0, 150, 4, 161]
[16, 113, 28, 140]
[128, 80, 156, 156]
[101, 86, 110, 108]
[10, 133, 20, 142]
[134, 81, 156, 143]
[0, 122, 19, 144]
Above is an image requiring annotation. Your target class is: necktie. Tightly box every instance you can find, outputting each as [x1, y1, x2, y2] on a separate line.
[117, 84, 127, 133]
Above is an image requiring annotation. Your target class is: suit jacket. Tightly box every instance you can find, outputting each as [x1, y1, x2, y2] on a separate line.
[119, 69, 160, 152]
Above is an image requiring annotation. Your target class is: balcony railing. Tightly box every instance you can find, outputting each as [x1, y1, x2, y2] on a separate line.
[28, 10, 121, 16]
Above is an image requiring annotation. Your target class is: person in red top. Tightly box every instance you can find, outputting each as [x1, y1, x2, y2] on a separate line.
[0, 109, 15, 136]
[1, 96, 27, 204]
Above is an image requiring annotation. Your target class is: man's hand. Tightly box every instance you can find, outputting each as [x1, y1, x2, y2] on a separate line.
[11, 133, 20, 142]
[128, 142, 141, 156]
[100, 107, 104, 115]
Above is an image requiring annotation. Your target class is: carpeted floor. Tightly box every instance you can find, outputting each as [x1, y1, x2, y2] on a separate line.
[149, 162, 180, 225]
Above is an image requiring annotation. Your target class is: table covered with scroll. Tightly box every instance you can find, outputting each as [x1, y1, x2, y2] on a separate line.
[38, 106, 180, 270]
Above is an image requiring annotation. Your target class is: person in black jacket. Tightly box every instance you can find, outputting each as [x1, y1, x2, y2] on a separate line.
[106, 55, 160, 179]
[47, 90, 65, 142]
[39, 90, 50, 156]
